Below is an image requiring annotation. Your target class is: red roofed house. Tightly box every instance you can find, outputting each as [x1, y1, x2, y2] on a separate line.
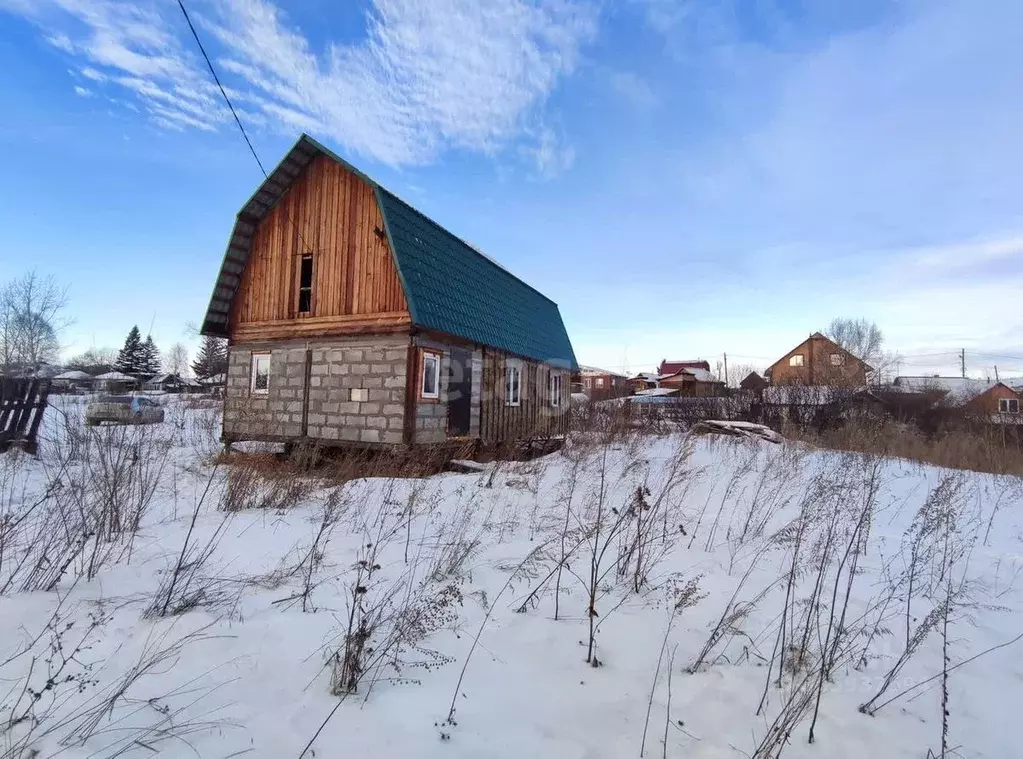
[658, 359, 711, 376]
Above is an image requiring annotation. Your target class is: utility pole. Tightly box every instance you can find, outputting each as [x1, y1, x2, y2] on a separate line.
[961, 349, 966, 378]
[723, 352, 729, 386]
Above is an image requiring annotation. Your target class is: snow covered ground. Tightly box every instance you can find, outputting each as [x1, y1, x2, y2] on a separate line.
[2, 396, 1022, 758]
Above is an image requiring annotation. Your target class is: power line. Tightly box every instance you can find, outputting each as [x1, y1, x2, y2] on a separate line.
[176, 0, 267, 177]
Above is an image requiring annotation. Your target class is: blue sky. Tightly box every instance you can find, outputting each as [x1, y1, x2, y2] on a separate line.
[1, 0, 1022, 379]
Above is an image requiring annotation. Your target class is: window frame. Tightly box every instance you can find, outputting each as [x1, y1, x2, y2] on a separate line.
[250, 352, 271, 395]
[999, 397, 1019, 414]
[550, 372, 562, 407]
[829, 353, 845, 367]
[420, 349, 441, 401]
[789, 354, 805, 367]
[505, 358, 523, 407]
[297, 253, 313, 315]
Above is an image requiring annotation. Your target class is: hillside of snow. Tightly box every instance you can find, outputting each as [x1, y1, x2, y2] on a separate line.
[2, 396, 1022, 758]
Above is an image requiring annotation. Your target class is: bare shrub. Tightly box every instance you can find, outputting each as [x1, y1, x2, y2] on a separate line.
[146, 469, 237, 618]
[2, 604, 235, 757]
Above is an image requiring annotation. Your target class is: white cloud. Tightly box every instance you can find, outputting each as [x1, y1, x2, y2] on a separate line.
[80, 66, 106, 81]
[45, 32, 75, 53]
[73, 85, 93, 97]
[3, 0, 597, 170]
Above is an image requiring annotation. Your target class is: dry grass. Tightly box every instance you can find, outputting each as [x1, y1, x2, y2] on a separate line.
[785, 418, 1023, 476]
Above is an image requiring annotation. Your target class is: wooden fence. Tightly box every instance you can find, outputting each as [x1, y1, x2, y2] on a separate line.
[0, 378, 51, 455]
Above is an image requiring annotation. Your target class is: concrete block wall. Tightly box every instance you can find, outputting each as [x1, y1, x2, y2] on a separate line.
[224, 335, 409, 445]
[307, 336, 408, 444]
[224, 347, 305, 440]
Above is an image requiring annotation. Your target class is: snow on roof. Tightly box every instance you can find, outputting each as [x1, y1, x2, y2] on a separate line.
[578, 364, 625, 377]
[95, 371, 135, 381]
[635, 387, 679, 397]
[686, 368, 719, 383]
[54, 370, 92, 380]
[893, 376, 1001, 405]
[658, 368, 721, 383]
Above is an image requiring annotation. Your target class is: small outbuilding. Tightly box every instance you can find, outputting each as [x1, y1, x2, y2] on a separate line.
[94, 371, 138, 394]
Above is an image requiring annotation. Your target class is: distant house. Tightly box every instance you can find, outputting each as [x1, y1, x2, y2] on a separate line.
[52, 370, 94, 393]
[739, 372, 768, 392]
[657, 367, 725, 397]
[628, 372, 661, 394]
[765, 333, 871, 387]
[893, 376, 1020, 418]
[658, 359, 711, 376]
[143, 373, 201, 393]
[200, 134, 576, 449]
[577, 365, 629, 399]
[94, 371, 138, 393]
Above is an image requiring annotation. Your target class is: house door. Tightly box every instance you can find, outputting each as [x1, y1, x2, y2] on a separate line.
[446, 348, 473, 437]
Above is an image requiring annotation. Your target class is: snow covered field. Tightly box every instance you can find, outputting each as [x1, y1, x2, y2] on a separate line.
[2, 397, 1022, 758]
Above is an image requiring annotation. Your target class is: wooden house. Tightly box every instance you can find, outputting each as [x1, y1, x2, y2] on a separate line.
[658, 359, 710, 376]
[739, 372, 768, 392]
[657, 367, 725, 397]
[576, 365, 629, 400]
[765, 333, 871, 387]
[893, 377, 1020, 418]
[201, 134, 576, 449]
[628, 373, 660, 394]
[143, 373, 201, 393]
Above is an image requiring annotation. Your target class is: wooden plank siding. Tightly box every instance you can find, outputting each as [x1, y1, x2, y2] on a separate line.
[480, 350, 570, 443]
[231, 155, 407, 339]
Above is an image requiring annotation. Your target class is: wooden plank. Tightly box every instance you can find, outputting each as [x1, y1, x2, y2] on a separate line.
[403, 340, 417, 445]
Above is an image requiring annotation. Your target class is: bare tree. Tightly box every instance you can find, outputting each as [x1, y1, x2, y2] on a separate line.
[65, 347, 117, 374]
[823, 318, 883, 365]
[164, 342, 190, 375]
[0, 271, 70, 373]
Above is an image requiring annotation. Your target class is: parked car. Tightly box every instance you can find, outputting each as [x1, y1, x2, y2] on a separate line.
[84, 396, 165, 426]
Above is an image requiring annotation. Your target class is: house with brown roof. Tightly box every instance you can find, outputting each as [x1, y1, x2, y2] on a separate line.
[576, 365, 629, 399]
[893, 377, 1020, 418]
[765, 333, 871, 387]
[657, 367, 725, 397]
[658, 359, 711, 376]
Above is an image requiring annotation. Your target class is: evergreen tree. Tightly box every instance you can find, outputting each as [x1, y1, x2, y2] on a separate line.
[140, 334, 161, 376]
[116, 325, 144, 375]
[191, 335, 228, 379]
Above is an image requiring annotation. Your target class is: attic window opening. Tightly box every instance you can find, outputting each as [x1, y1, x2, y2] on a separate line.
[298, 254, 313, 314]
[830, 353, 844, 366]
[999, 398, 1019, 414]
[789, 355, 805, 367]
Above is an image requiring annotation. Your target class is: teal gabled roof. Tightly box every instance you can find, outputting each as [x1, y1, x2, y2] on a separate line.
[376, 188, 576, 368]
[202, 135, 577, 370]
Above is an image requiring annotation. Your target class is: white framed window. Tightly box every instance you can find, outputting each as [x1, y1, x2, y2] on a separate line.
[830, 353, 844, 366]
[999, 398, 1019, 413]
[550, 372, 562, 407]
[250, 353, 271, 394]
[505, 359, 523, 407]
[421, 350, 441, 399]
[595, 377, 605, 388]
[789, 354, 805, 367]
[584, 377, 591, 388]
